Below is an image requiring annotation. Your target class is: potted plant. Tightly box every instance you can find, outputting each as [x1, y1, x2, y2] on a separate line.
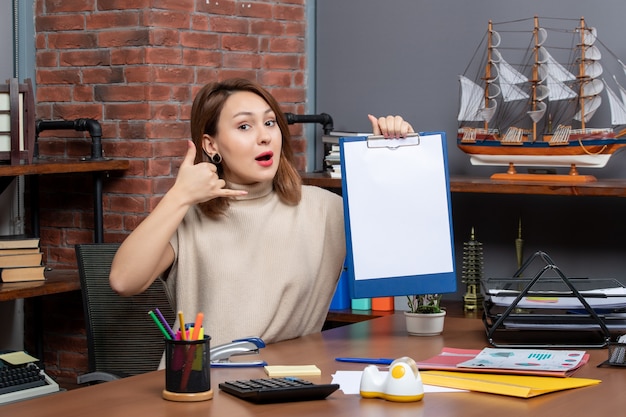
[404, 294, 446, 336]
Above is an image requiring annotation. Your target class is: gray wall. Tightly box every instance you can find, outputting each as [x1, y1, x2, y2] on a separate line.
[0, 0, 25, 351]
[316, 0, 626, 297]
[0, 0, 13, 79]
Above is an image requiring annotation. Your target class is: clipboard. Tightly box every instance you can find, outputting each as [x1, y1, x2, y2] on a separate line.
[340, 132, 456, 298]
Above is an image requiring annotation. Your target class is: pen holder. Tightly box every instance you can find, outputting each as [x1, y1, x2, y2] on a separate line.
[162, 336, 213, 401]
[598, 339, 626, 368]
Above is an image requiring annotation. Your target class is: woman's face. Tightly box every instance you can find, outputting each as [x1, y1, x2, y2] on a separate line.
[204, 91, 283, 185]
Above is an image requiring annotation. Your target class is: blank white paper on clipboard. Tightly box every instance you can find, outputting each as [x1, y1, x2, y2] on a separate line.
[340, 132, 456, 298]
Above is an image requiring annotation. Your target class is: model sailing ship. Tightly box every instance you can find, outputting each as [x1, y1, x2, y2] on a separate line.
[457, 16, 626, 181]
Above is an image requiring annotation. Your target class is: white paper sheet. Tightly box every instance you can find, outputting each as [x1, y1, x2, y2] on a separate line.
[342, 134, 454, 281]
[331, 370, 465, 395]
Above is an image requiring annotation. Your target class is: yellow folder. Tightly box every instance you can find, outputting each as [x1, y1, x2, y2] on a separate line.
[421, 371, 601, 398]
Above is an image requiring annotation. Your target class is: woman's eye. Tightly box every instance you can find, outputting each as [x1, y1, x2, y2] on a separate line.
[266, 120, 276, 127]
[238, 123, 251, 131]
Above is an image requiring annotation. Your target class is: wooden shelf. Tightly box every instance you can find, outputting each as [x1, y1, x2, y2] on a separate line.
[301, 172, 626, 197]
[449, 176, 626, 197]
[0, 157, 129, 177]
[300, 172, 342, 190]
[0, 269, 80, 302]
[0, 157, 130, 243]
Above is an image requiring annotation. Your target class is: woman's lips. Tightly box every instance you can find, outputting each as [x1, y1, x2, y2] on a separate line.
[255, 151, 274, 167]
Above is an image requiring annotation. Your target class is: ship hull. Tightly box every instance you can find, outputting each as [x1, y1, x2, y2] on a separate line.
[457, 140, 626, 168]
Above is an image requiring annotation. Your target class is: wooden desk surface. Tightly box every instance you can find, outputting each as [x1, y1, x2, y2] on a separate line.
[0, 269, 80, 301]
[6, 314, 625, 416]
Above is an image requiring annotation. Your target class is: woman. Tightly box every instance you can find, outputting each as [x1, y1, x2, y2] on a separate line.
[109, 78, 414, 346]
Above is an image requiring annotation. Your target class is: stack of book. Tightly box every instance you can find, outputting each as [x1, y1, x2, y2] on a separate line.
[0, 236, 45, 282]
[321, 131, 370, 179]
[323, 144, 341, 179]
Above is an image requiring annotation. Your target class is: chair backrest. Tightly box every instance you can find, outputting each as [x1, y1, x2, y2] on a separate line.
[76, 243, 175, 378]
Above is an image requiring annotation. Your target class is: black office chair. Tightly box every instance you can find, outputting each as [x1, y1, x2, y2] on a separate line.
[75, 243, 176, 384]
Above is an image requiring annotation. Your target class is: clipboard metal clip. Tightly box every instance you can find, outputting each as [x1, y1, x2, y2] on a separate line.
[366, 132, 420, 149]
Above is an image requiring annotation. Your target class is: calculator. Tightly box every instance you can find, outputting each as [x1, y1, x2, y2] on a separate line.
[218, 377, 340, 404]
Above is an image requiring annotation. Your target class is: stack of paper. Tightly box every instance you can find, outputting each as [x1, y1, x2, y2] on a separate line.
[416, 347, 589, 377]
[487, 286, 626, 309]
[414, 347, 600, 398]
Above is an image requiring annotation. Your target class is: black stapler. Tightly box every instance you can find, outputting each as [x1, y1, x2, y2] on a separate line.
[209, 337, 267, 367]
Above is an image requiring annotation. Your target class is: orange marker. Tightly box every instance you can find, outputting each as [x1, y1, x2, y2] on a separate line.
[191, 313, 204, 341]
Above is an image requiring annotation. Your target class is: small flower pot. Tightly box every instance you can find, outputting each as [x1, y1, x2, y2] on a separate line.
[404, 310, 446, 336]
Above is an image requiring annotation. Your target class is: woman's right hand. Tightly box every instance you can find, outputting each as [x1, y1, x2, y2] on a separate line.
[172, 141, 247, 206]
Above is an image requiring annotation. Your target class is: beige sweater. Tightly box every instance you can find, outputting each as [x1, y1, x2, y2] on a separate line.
[164, 181, 346, 348]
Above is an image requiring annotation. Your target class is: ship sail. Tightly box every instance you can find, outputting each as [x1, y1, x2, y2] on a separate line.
[618, 61, 626, 104]
[498, 59, 530, 102]
[618, 79, 626, 112]
[494, 50, 530, 102]
[574, 25, 604, 124]
[575, 80, 603, 123]
[458, 75, 498, 122]
[527, 101, 547, 123]
[537, 47, 577, 101]
[604, 79, 626, 125]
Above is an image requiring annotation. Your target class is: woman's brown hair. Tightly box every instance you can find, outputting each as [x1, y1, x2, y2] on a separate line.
[190, 78, 302, 218]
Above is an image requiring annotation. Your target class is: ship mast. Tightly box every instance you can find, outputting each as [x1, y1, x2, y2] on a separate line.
[578, 17, 587, 131]
[484, 20, 494, 132]
[531, 16, 540, 142]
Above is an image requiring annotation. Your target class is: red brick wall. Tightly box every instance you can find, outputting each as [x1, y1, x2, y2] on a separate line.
[28, 0, 309, 388]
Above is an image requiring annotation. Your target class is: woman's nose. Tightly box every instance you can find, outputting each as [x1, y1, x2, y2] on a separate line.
[258, 126, 272, 144]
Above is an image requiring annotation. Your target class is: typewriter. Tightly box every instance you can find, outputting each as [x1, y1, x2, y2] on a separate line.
[0, 351, 60, 404]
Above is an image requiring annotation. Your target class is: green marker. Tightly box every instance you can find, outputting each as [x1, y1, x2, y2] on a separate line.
[148, 310, 172, 340]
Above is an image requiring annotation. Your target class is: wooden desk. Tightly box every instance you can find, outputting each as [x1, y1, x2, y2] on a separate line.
[6, 314, 625, 416]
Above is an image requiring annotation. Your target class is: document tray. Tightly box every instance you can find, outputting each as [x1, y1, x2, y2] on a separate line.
[481, 251, 624, 348]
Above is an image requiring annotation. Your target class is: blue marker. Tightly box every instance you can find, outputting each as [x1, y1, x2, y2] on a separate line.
[335, 357, 394, 365]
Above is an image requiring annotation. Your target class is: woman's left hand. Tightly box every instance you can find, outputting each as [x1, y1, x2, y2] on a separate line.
[367, 114, 414, 138]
